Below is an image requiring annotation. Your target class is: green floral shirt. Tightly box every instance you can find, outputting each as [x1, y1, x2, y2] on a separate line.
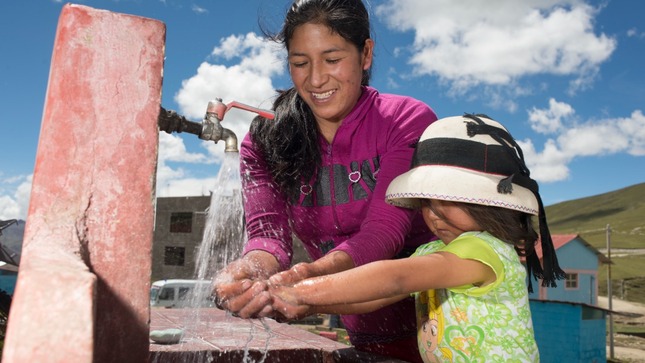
[412, 231, 539, 362]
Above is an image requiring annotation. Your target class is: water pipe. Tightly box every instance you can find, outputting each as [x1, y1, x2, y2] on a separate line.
[158, 98, 274, 153]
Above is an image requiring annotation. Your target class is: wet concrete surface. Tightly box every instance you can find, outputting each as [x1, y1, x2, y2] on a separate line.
[149, 308, 407, 363]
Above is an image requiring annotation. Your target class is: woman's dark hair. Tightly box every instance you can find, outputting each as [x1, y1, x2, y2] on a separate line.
[250, 0, 372, 198]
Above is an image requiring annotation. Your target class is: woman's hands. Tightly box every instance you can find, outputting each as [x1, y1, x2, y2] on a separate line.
[212, 251, 354, 321]
[212, 250, 279, 319]
[212, 252, 317, 320]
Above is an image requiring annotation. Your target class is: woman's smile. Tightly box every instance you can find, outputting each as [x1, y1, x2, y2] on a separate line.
[312, 89, 336, 100]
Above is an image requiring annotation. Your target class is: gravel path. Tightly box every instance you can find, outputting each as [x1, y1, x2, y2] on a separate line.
[599, 296, 645, 362]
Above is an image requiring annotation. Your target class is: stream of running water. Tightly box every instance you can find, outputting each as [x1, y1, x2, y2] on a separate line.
[194, 151, 245, 282]
[177, 151, 272, 363]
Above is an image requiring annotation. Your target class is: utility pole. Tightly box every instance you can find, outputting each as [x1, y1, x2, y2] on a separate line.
[607, 224, 614, 359]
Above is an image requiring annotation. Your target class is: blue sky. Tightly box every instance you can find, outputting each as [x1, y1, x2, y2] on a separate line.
[1, 0, 644, 220]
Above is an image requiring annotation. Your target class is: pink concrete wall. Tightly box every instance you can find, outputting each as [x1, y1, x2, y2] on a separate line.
[2, 4, 165, 362]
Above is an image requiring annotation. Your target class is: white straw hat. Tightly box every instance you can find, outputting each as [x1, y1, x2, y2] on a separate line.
[386, 113, 565, 290]
[386, 114, 539, 214]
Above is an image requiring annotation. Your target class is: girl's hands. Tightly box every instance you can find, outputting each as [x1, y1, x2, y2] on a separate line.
[269, 284, 313, 320]
[268, 262, 313, 286]
[267, 263, 317, 320]
[268, 251, 356, 286]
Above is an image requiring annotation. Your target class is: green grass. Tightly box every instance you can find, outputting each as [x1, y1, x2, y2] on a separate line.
[545, 182, 645, 249]
[597, 255, 645, 304]
[614, 324, 645, 336]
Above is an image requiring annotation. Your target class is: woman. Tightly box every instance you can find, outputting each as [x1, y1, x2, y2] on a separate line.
[213, 1, 437, 361]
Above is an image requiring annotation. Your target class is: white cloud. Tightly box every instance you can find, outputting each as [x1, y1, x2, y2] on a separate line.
[174, 33, 283, 120]
[523, 100, 645, 182]
[618, 110, 645, 156]
[211, 33, 285, 77]
[558, 110, 645, 157]
[528, 98, 575, 134]
[191, 5, 208, 15]
[158, 132, 210, 164]
[157, 174, 217, 198]
[376, 0, 616, 98]
[519, 138, 571, 182]
[0, 174, 32, 220]
[627, 28, 645, 39]
[0, 196, 20, 221]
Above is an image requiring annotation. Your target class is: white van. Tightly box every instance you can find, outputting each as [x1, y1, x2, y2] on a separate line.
[150, 279, 215, 308]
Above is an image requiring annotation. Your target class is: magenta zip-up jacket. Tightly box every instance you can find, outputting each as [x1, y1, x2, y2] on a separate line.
[240, 86, 437, 345]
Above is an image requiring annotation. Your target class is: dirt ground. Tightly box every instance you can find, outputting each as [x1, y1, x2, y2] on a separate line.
[598, 296, 645, 362]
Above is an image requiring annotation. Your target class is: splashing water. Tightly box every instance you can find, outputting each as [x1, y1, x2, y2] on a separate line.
[176, 151, 272, 363]
[195, 151, 246, 282]
[181, 151, 245, 313]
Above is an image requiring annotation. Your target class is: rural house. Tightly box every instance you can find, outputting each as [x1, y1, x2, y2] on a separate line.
[529, 234, 611, 363]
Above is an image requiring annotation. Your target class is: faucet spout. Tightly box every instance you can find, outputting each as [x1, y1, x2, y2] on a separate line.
[222, 128, 238, 153]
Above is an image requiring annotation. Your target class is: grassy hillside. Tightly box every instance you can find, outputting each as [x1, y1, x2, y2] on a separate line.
[545, 182, 645, 303]
[545, 182, 645, 249]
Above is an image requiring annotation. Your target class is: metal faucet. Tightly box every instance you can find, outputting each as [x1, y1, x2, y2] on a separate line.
[158, 98, 274, 153]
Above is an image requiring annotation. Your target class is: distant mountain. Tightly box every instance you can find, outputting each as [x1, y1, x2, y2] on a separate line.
[0, 220, 25, 253]
[545, 182, 645, 249]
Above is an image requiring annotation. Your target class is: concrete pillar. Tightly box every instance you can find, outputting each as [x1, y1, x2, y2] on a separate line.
[2, 4, 165, 362]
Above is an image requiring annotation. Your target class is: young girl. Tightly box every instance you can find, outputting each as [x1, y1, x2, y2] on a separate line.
[270, 114, 565, 362]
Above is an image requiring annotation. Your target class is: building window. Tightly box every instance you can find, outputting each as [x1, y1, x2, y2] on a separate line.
[170, 212, 193, 233]
[164, 246, 185, 266]
[565, 273, 578, 289]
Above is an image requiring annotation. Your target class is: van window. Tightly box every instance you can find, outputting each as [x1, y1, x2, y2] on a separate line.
[150, 280, 216, 308]
[178, 287, 191, 302]
[150, 286, 160, 302]
[158, 287, 175, 301]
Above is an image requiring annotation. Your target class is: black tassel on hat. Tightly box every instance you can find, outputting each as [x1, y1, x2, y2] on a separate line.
[497, 174, 515, 194]
[464, 114, 566, 292]
[534, 196, 567, 286]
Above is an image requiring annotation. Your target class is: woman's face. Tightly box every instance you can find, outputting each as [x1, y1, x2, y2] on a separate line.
[288, 22, 373, 129]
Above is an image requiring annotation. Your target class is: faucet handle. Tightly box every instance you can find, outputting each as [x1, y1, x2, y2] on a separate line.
[225, 101, 275, 120]
[206, 99, 274, 121]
